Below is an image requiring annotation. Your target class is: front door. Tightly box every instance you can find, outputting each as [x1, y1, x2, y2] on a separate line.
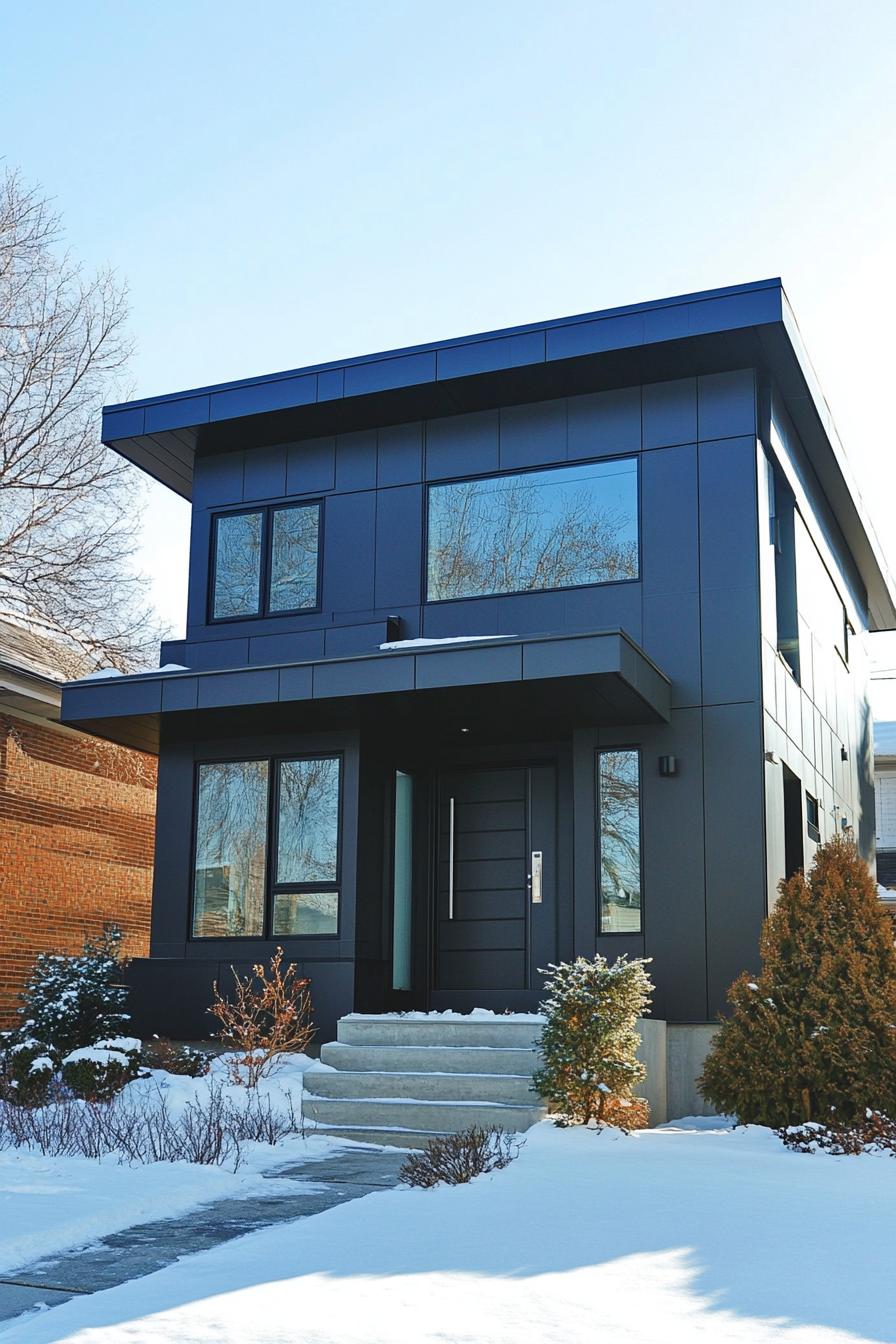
[434, 764, 556, 997]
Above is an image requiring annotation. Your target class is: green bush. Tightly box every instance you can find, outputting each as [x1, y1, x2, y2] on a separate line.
[3, 1038, 57, 1106]
[533, 954, 653, 1126]
[18, 924, 129, 1056]
[699, 836, 896, 1127]
[61, 1040, 141, 1101]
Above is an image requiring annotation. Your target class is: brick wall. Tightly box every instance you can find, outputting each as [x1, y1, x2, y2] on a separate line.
[0, 713, 156, 1027]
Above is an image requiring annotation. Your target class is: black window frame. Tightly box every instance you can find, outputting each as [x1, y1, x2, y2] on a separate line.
[190, 751, 343, 941]
[423, 453, 641, 606]
[596, 745, 644, 937]
[806, 791, 821, 843]
[208, 499, 323, 624]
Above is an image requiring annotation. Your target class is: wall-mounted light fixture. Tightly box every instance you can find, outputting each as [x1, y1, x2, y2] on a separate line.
[764, 750, 779, 764]
[840, 745, 848, 762]
[658, 755, 678, 777]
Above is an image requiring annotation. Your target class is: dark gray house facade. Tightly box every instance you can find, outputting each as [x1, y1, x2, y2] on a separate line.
[61, 280, 895, 1053]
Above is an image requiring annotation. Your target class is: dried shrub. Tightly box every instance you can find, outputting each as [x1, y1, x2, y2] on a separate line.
[208, 948, 315, 1087]
[700, 837, 896, 1127]
[399, 1126, 521, 1188]
[781, 1111, 896, 1157]
[141, 1037, 212, 1078]
[533, 954, 653, 1127]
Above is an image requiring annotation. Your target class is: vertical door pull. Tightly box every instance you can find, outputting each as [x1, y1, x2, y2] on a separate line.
[448, 796, 456, 919]
[530, 850, 543, 904]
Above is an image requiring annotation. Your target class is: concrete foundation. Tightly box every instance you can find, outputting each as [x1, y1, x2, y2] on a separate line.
[637, 1019, 719, 1124]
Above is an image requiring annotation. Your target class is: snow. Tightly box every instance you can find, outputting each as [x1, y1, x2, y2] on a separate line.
[79, 668, 124, 680]
[342, 1008, 545, 1023]
[378, 635, 516, 650]
[77, 664, 188, 682]
[61, 1046, 129, 1067]
[5, 1118, 896, 1344]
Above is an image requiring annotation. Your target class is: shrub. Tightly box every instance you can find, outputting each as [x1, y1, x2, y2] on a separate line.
[400, 1127, 521, 1188]
[781, 1112, 896, 1157]
[533, 954, 653, 1126]
[61, 1042, 142, 1101]
[3, 1038, 58, 1106]
[208, 947, 315, 1087]
[699, 836, 896, 1127]
[141, 1037, 212, 1078]
[17, 924, 129, 1056]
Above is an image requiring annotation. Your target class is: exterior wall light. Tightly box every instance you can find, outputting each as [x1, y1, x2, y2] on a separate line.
[658, 755, 678, 776]
[840, 745, 848, 762]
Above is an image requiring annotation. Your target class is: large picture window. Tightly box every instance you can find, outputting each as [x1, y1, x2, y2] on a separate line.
[597, 749, 642, 934]
[426, 457, 638, 602]
[211, 502, 320, 621]
[192, 754, 341, 938]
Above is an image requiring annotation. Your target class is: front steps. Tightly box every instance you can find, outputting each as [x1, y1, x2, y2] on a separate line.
[304, 1014, 546, 1148]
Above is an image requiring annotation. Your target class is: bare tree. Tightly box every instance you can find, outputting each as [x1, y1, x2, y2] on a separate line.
[0, 167, 161, 673]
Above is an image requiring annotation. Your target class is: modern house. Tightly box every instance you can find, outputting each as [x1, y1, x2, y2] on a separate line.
[60, 280, 895, 1114]
[0, 620, 155, 1026]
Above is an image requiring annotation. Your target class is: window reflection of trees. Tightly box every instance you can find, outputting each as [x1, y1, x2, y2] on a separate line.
[193, 760, 268, 936]
[428, 463, 638, 601]
[276, 757, 340, 884]
[270, 507, 319, 612]
[213, 513, 262, 618]
[599, 750, 642, 933]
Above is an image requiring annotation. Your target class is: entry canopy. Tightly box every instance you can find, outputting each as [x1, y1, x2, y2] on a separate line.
[60, 630, 670, 755]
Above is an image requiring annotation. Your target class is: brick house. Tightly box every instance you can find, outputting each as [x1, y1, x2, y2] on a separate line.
[0, 620, 156, 1025]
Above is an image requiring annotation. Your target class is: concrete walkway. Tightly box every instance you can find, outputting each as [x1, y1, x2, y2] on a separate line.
[0, 1144, 407, 1327]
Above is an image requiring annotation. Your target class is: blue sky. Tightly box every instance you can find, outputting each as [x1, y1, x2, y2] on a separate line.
[3, 0, 896, 670]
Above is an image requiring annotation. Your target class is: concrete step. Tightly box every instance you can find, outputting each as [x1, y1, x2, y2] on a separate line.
[302, 1095, 545, 1134]
[336, 1015, 543, 1049]
[306, 1069, 537, 1104]
[307, 1125, 452, 1151]
[320, 1041, 540, 1076]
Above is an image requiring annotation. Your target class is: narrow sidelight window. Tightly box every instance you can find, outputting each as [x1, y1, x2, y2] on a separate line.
[806, 792, 821, 843]
[597, 749, 642, 934]
[212, 511, 263, 618]
[193, 760, 269, 936]
[272, 756, 341, 936]
[427, 457, 638, 602]
[391, 771, 414, 991]
[210, 501, 321, 620]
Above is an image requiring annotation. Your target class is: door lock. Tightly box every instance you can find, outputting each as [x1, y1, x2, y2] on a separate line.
[530, 850, 543, 904]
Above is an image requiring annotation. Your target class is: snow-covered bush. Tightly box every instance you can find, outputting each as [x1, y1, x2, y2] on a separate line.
[17, 924, 129, 1056]
[208, 948, 315, 1086]
[533, 954, 653, 1127]
[3, 1038, 58, 1106]
[141, 1037, 212, 1077]
[699, 836, 896, 1127]
[61, 1038, 142, 1101]
[781, 1111, 896, 1157]
[400, 1127, 521, 1187]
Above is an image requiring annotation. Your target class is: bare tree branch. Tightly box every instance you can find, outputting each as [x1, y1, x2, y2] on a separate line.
[0, 167, 163, 673]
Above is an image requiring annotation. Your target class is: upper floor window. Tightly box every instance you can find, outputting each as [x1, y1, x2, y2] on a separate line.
[426, 457, 638, 603]
[211, 502, 321, 620]
[192, 754, 342, 939]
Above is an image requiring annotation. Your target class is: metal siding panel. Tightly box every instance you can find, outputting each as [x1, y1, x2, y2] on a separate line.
[698, 437, 760, 592]
[375, 485, 423, 609]
[546, 311, 644, 360]
[563, 583, 642, 640]
[196, 668, 278, 709]
[498, 399, 566, 469]
[701, 585, 761, 704]
[697, 369, 757, 440]
[286, 437, 336, 495]
[414, 643, 522, 689]
[336, 430, 377, 492]
[494, 589, 567, 635]
[242, 443, 287, 501]
[323, 492, 376, 613]
[641, 443, 699, 596]
[192, 452, 245, 508]
[642, 589, 702, 707]
[278, 665, 314, 700]
[209, 373, 316, 421]
[161, 677, 199, 711]
[312, 656, 414, 699]
[642, 378, 698, 450]
[703, 701, 766, 1015]
[344, 351, 436, 397]
[248, 630, 325, 664]
[186, 638, 250, 670]
[324, 623, 389, 657]
[145, 395, 210, 433]
[522, 635, 620, 681]
[103, 406, 145, 440]
[566, 387, 641, 458]
[437, 337, 514, 380]
[422, 599, 500, 638]
[425, 410, 500, 480]
[377, 422, 423, 487]
[186, 509, 212, 629]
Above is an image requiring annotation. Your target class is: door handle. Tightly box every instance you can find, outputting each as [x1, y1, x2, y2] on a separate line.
[530, 850, 543, 905]
[448, 796, 455, 920]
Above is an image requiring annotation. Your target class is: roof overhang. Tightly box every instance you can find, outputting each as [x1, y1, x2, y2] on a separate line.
[60, 630, 671, 755]
[101, 277, 896, 632]
[0, 663, 62, 720]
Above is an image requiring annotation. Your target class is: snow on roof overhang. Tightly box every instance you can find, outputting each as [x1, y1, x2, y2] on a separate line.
[100, 278, 896, 632]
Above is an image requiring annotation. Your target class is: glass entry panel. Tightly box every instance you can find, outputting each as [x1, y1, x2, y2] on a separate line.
[392, 772, 414, 991]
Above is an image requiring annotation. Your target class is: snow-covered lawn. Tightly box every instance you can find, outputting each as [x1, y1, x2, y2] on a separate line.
[3, 1117, 895, 1344]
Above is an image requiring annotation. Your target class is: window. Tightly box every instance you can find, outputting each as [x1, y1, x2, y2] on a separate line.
[768, 462, 799, 680]
[391, 771, 414, 991]
[426, 457, 638, 602]
[211, 502, 320, 620]
[806, 792, 820, 843]
[192, 754, 341, 938]
[597, 749, 642, 934]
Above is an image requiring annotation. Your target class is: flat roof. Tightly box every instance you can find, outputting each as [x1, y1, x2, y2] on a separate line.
[101, 278, 896, 630]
